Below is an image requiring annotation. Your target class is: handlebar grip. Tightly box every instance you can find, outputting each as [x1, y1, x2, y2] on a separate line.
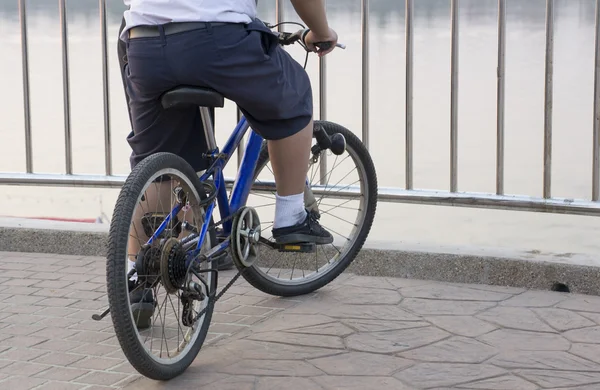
[314, 41, 346, 50]
[300, 29, 346, 51]
[314, 41, 332, 51]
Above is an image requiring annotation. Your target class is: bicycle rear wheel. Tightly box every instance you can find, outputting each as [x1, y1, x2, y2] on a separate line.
[106, 152, 216, 380]
[241, 120, 378, 297]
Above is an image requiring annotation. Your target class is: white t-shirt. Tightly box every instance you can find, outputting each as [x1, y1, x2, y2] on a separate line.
[120, 0, 257, 40]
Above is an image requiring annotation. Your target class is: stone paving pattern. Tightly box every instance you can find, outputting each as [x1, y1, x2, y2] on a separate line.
[3, 253, 600, 389]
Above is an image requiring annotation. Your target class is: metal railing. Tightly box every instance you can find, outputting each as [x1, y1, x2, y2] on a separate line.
[3, 0, 600, 217]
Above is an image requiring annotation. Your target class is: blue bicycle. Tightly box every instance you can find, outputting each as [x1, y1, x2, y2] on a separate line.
[103, 25, 378, 380]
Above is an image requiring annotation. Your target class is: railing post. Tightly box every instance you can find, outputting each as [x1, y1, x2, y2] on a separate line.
[543, 0, 554, 199]
[276, 0, 283, 31]
[450, 0, 459, 192]
[19, 0, 33, 174]
[593, 0, 600, 201]
[361, 0, 370, 150]
[319, 57, 328, 184]
[319, 1, 328, 185]
[405, 0, 413, 190]
[59, 0, 73, 175]
[99, 0, 112, 176]
[496, 0, 506, 195]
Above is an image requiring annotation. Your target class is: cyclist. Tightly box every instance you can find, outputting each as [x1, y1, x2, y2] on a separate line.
[119, 0, 338, 328]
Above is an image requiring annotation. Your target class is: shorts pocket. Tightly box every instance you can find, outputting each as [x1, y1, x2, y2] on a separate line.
[245, 20, 279, 57]
[213, 19, 278, 62]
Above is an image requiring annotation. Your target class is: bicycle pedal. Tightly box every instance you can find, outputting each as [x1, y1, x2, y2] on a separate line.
[276, 242, 316, 253]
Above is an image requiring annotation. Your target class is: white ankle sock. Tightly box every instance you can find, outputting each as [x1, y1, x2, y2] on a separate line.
[128, 259, 137, 282]
[274, 192, 306, 229]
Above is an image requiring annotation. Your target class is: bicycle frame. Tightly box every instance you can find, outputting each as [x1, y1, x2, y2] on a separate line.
[145, 107, 264, 265]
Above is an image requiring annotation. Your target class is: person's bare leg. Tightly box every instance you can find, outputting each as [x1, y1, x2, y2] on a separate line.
[269, 119, 333, 244]
[267, 120, 313, 196]
[127, 181, 175, 275]
[268, 119, 315, 230]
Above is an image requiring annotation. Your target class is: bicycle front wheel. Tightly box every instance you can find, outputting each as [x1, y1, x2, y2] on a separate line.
[242, 120, 378, 297]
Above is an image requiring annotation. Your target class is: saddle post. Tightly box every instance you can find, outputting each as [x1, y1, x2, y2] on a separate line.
[200, 106, 217, 151]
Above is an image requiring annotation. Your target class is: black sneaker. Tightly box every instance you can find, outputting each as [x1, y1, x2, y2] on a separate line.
[272, 210, 333, 245]
[128, 280, 155, 329]
[217, 253, 235, 270]
[214, 231, 235, 270]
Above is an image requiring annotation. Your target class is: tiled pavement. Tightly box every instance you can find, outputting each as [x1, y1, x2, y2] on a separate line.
[3, 253, 600, 389]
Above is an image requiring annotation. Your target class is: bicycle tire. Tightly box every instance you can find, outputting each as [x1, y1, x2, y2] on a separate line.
[106, 152, 216, 380]
[241, 120, 378, 297]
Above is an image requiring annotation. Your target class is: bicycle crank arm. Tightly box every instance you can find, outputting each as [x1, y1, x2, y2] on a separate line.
[92, 307, 110, 321]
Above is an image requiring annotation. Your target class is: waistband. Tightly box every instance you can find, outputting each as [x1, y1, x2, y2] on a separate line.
[128, 22, 233, 39]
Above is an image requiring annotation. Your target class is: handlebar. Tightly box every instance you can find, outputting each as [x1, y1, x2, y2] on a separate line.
[276, 29, 346, 51]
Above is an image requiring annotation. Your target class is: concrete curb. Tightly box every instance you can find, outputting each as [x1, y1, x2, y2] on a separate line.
[2, 218, 600, 295]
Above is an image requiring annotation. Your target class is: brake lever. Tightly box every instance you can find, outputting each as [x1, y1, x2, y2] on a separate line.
[303, 30, 346, 51]
[275, 31, 301, 46]
[275, 28, 346, 50]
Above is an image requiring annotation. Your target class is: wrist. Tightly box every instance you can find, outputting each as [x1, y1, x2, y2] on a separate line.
[302, 27, 330, 42]
[309, 26, 330, 39]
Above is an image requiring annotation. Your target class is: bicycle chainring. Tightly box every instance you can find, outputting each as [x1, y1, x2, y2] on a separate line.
[231, 207, 261, 268]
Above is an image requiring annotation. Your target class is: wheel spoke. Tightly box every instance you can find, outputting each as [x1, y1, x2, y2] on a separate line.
[318, 200, 360, 211]
[319, 222, 351, 242]
[248, 190, 276, 201]
[167, 294, 185, 349]
[159, 293, 170, 358]
[317, 169, 358, 206]
[319, 210, 358, 227]
[319, 179, 361, 204]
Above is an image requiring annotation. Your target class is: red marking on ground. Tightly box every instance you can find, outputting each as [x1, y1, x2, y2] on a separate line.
[1, 216, 97, 223]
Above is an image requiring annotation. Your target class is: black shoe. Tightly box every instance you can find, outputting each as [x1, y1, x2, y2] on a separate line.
[214, 231, 235, 271]
[272, 210, 333, 245]
[217, 252, 235, 271]
[128, 280, 155, 330]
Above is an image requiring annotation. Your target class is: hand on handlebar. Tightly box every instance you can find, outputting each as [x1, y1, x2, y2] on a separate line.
[303, 28, 339, 57]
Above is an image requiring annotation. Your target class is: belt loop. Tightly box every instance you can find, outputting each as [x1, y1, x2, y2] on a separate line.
[206, 22, 213, 35]
[158, 25, 166, 45]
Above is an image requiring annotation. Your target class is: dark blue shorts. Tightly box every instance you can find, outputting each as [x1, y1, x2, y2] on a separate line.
[123, 19, 313, 171]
